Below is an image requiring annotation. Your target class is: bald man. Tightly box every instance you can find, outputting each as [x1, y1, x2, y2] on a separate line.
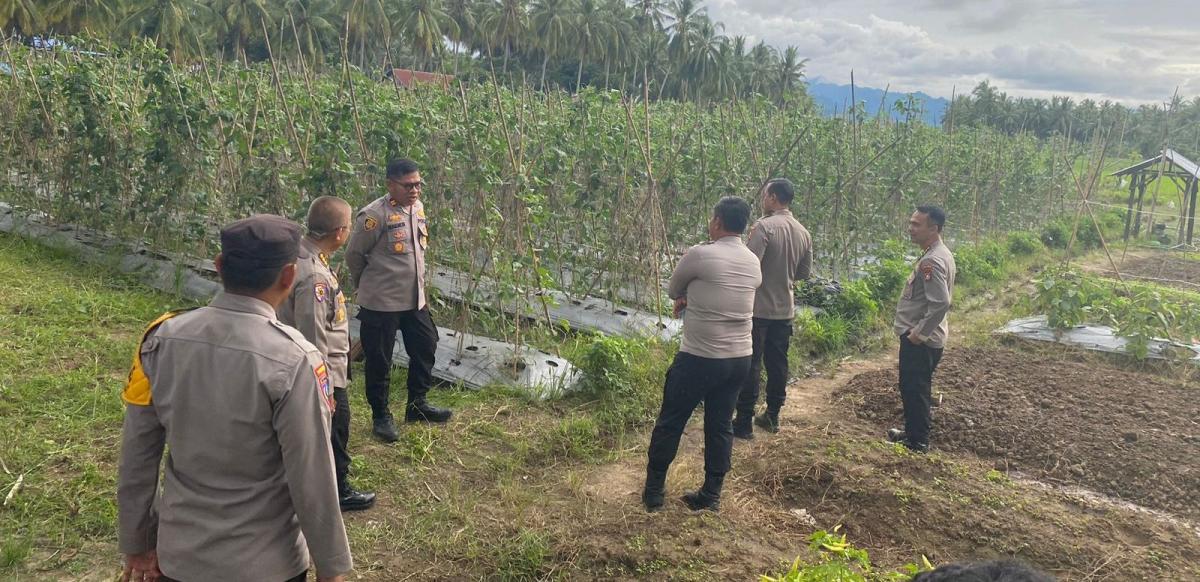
[278, 197, 376, 511]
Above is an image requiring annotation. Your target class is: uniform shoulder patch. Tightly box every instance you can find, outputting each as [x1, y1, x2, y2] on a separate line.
[364, 216, 378, 231]
[122, 309, 196, 406]
[920, 260, 936, 281]
[314, 362, 333, 411]
[314, 282, 328, 303]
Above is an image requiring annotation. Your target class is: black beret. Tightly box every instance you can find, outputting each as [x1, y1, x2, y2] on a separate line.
[219, 214, 302, 270]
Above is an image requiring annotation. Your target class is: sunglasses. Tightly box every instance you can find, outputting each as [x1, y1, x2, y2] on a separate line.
[391, 179, 425, 190]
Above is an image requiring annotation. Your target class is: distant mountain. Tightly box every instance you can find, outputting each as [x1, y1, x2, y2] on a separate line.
[806, 79, 949, 126]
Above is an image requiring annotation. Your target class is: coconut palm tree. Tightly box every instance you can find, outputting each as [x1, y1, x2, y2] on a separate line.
[571, 0, 613, 92]
[394, 0, 459, 71]
[1, 0, 43, 35]
[774, 45, 806, 103]
[213, 0, 273, 60]
[529, 0, 575, 89]
[120, 0, 215, 60]
[443, 0, 480, 76]
[479, 0, 527, 75]
[281, 0, 339, 66]
[341, 0, 389, 68]
[47, 0, 119, 36]
[665, 0, 705, 99]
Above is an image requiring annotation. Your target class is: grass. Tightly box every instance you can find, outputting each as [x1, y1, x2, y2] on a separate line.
[0, 233, 200, 575]
[0, 230, 679, 578]
[5, 227, 1197, 581]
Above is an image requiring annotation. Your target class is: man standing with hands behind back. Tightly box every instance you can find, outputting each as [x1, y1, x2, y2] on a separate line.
[346, 159, 451, 444]
[733, 178, 812, 439]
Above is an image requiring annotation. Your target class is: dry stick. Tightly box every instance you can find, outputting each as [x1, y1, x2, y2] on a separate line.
[970, 132, 982, 242]
[1063, 126, 1115, 273]
[940, 86, 956, 206]
[623, 86, 667, 316]
[450, 82, 495, 349]
[341, 55, 370, 162]
[191, 31, 237, 231]
[246, 78, 263, 158]
[1147, 88, 1178, 240]
[288, 10, 319, 158]
[260, 18, 309, 168]
[486, 69, 553, 334]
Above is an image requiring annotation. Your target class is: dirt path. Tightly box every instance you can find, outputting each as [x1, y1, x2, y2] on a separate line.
[564, 263, 1200, 580]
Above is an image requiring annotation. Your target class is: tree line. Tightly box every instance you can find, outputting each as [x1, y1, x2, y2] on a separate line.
[945, 80, 1200, 159]
[2, 0, 811, 104]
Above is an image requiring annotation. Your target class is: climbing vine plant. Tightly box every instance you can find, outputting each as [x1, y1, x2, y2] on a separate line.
[0, 38, 1078, 335]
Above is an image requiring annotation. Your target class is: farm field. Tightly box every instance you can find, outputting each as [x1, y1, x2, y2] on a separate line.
[2, 231, 1198, 581]
[2, 21, 1199, 582]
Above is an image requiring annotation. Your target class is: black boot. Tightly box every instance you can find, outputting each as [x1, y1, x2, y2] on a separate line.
[754, 409, 780, 433]
[682, 471, 724, 511]
[405, 400, 452, 423]
[372, 415, 399, 442]
[338, 485, 377, 512]
[733, 414, 754, 441]
[642, 467, 667, 512]
[886, 428, 906, 443]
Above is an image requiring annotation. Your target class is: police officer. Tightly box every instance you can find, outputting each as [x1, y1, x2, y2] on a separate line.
[118, 215, 351, 582]
[887, 205, 956, 453]
[277, 196, 376, 512]
[346, 159, 451, 443]
[642, 197, 762, 512]
[734, 178, 812, 439]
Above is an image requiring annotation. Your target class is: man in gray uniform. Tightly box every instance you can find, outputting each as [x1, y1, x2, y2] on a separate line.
[346, 158, 450, 443]
[278, 196, 376, 512]
[887, 205, 956, 453]
[642, 197, 762, 513]
[118, 215, 351, 582]
[734, 178, 813, 439]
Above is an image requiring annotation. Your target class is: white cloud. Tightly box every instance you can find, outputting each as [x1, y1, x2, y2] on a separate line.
[703, 0, 1199, 104]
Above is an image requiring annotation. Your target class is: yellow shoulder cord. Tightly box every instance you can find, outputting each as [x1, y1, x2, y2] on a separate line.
[121, 311, 183, 406]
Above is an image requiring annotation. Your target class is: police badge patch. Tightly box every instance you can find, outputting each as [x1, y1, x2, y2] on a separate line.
[364, 216, 378, 231]
[920, 261, 935, 281]
[314, 362, 333, 410]
[314, 282, 328, 303]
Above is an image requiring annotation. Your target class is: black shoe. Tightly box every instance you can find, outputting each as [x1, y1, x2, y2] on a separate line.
[339, 487, 377, 512]
[733, 415, 754, 440]
[886, 428, 906, 443]
[642, 468, 667, 512]
[682, 471, 724, 511]
[754, 411, 780, 433]
[405, 401, 452, 423]
[900, 439, 929, 454]
[372, 416, 399, 442]
[681, 491, 720, 511]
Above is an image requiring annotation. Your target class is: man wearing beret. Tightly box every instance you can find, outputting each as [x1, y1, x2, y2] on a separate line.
[117, 215, 352, 582]
[278, 196, 376, 512]
[346, 158, 451, 443]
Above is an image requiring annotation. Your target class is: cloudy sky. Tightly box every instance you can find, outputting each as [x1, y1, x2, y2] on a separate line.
[704, 0, 1200, 104]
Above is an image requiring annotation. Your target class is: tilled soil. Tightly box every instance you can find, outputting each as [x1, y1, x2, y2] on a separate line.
[1102, 254, 1200, 292]
[839, 346, 1200, 521]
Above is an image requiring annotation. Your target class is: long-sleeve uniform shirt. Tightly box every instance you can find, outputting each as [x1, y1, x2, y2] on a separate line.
[746, 208, 812, 320]
[345, 195, 429, 313]
[278, 238, 351, 389]
[668, 236, 763, 359]
[894, 239, 957, 348]
[117, 292, 352, 582]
